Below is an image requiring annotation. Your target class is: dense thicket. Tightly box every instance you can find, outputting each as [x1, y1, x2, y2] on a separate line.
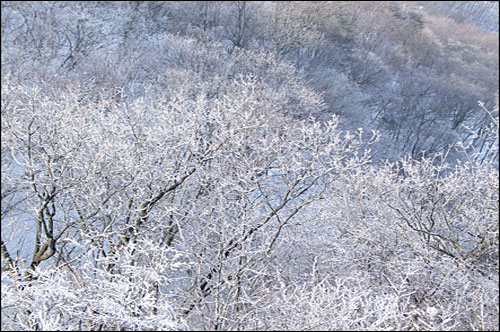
[419, 1, 499, 33]
[1, 1, 498, 330]
[1, 1, 498, 161]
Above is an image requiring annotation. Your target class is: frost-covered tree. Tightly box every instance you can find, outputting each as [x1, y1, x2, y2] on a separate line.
[268, 105, 498, 330]
[1, 57, 374, 329]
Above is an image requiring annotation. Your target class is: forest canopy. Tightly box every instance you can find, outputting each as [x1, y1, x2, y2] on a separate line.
[1, 1, 498, 330]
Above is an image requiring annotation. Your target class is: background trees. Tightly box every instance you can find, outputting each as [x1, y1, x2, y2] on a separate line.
[1, 1, 498, 330]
